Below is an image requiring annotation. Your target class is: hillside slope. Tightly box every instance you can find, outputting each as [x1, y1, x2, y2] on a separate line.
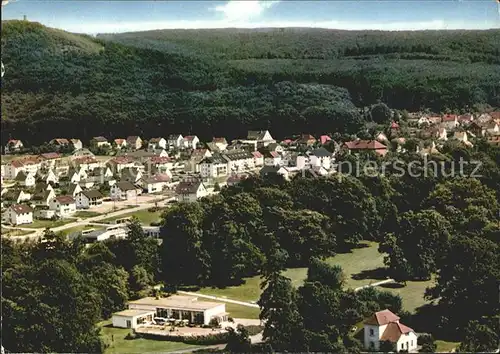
[1, 21, 362, 144]
[2, 22, 500, 144]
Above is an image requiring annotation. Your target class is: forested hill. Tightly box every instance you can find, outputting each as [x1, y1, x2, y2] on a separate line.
[2, 21, 500, 145]
[99, 28, 500, 63]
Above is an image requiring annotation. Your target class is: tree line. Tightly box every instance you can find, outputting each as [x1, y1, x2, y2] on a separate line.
[2, 21, 499, 144]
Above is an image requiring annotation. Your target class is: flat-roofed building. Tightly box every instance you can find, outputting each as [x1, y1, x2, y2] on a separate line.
[118, 295, 228, 326]
[112, 309, 156, 329]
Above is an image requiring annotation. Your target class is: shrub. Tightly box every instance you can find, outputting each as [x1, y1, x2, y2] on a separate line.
[244, 325, 264, 336]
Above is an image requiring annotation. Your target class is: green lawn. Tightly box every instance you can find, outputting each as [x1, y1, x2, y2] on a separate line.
[197, 241, 383, 303]
[74, 211, 102, 218]
[59, 225, 98, 236]
[196, 242, 433, 314]
[435, 340, 459, 353]
[100, 209, 165, 225]
[378, 278, 435, 313]
[99, 320, 199, 354]
[24, 218, 74, 229]
[1, 227, 35, 236]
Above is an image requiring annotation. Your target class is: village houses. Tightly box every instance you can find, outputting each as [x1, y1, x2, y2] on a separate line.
[127, 136, 143, 150]
[75, 190, 104, 209]
[363, 309, 417, 352]
[5, 204, 33, 226]
[92, 136, 111, 148]
[14, 171, 36, 187]
[148, 137, 167, 151]
[5, 139, 24, 154]
[168, 134, 184, 149]
[344, 140, 388, 157]
[49, 195, 76, 217]
[182, 135, 200, 150]
[175, 180, 208, 202]
[70, 139, 83, 150]
[110, 181, 142, 201]
[212, 137, 228, 151]
[114, 138, 127, 149]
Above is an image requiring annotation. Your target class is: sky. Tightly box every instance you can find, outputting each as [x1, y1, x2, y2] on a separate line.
[2, 0, 500, 34]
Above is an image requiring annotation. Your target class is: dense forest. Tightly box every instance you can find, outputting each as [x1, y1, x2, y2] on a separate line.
[1, 21, 500, 144]
[3, 141, 499, 353]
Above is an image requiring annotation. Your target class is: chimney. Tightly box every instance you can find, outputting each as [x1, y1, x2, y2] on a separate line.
[23, 15, 27, 21]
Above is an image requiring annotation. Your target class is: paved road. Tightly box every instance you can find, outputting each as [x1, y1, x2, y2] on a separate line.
[3, 196, 168, 241]
[178, 291, 260, 308]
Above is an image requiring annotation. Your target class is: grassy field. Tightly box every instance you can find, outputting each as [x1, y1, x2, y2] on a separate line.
[59, 225, 99, 236]
[74, 210, 102, 218]
[24, 218, 74, 229]
[99, 320, 199, 354]
[197, 242, 433, 314]
[100, 209, 165, 225]
[1, 227, 35, 236]
[435, 340, 459, 353]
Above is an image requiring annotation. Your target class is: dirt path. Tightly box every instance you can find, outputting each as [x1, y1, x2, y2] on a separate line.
[177, 291, 259, 308]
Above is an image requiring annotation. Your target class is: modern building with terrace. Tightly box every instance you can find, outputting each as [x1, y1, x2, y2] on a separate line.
[112, 295, 228, 329]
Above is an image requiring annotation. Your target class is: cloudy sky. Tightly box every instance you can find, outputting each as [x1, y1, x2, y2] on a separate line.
[2, 0, 500, 34]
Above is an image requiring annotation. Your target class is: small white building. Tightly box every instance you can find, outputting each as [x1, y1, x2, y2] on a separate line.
[112, 309, 156, 329]
[148, 137, 167, 151]
[49, 195, 76, 217]
[4, 159, 40, 180]
[70, 139, 83, 150]
[68, 183, 83, 197]
[309, 147, 332, 170]
[363, 309, 418, 352]
[76, 190, 104, 209]
[168, 134, 184, 149]
[110, 181, 142, 201]
[5, 139, 24, 153]
[139, 174, 171, 194]
[92, 136, 111, 148]
[6, 204, 33, 225]
[126, 136, 143, 150]
[182, 135, 200, 150]
[14, 171, 36, 187]
[212, 137, 228, 151]
[198, 154, 228, 179]
[176, 180, 208, 202]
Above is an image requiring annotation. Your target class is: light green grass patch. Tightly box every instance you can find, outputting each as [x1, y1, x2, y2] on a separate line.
[100, 209, 164, 225]
[99, 320, 199, 354]
[74, 210, 102, 218]
[24, 218, 73, 229]
[435, 340, 459, 353]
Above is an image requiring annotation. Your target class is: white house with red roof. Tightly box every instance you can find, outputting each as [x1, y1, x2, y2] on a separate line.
[183, 135, 200, 150]
[108, 156, 135, 173]
[49, 195, 76, 217]
[4, 158, 41, 180]
[5, 139, 24, 153]
[319, 135, 332, 145]
[5, 204, 33, 225]
[139, 173, 172, 194]
[441, 114, 459, 129]
[344, 140, 388, 157]
[252, 151, 264, 167]
[148, 137, 167, 151]
[212, 137, 228, 151]
[49, 138, 70, 149]
[364, 309, 418, 352]
[114, 138, 127, 149]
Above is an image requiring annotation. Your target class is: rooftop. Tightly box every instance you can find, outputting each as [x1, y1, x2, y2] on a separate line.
[113, 309, 155, 317]
[129, 295, 224, 311]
